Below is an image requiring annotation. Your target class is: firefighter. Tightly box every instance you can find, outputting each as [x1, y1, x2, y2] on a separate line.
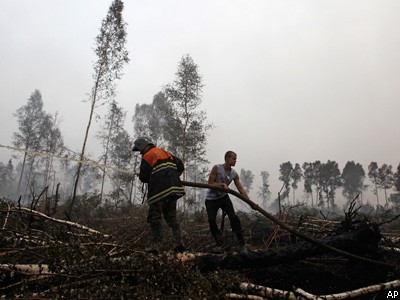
[133, 136, 186, 253]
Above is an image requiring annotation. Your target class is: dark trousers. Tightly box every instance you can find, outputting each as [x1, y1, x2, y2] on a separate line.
[147, 196, 182, 245]
[147, 196, 178, 227]
[205, 194, 245, 245]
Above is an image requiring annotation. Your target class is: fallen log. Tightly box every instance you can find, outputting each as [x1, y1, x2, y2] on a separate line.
[4, 206, 109, 238]
[181, 220, 382, 271]
[224, 293, 265, 299]
[235, 282, 298, 300]
[0, 264, 49, 273]
[236, 279, 400, 300]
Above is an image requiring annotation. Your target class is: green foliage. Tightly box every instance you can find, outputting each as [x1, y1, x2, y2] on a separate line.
[341, 161, 366, 201]
[12, 90, 64, 199]
[92, 0, 130, 103]
[317, 160, 342, 208]
[389, 193, 400, 207]
[395, 163, 400, 192]
[378, 164, 394, 205]
[0, 160, 14, 198]
[278, 161, 293, 200]
[278, 162, 303, 204]
[12, 89, 46, 152]
[302, 162, 315, 199]
[240, 168, 254, 193]
[132, 55, 212, 211]
[97, 100, 133, 202]
[164, 54, 211, 173]
[132, 92, 169, 146]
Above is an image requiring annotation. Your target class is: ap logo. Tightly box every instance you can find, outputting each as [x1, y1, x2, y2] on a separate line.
[387, 291, 399, 298]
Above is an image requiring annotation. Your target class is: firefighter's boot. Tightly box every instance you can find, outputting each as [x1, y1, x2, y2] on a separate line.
[171, 224, 186, 252]
[146, 224, 162, 254]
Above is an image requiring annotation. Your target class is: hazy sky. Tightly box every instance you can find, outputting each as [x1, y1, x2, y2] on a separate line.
[0, 0, 399, 203]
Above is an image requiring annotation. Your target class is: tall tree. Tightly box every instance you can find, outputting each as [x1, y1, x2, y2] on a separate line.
[391, 163, 400, 207]
[368, 162, 380, 207]
[164, 54, 210, 166]
[240, 168, 254, 194]
[258, 171, 271, 209]
[131, 93, 172, 204]
[317, 160, 342, 209]
[302, 162, 315, 206]
[108, 130, 134, 204]
[151, 92, 174, 143]
[378, 164, 394, 206]
[394, 163, 400, 192]
[312, 160, 322, 205]
[97, 100, 127, 201]
[40, 112, 64, 198]
[0, 160, 15, 198]
[278, 161, 293, 202]
[164, 54, 211, 210]
[132, 92, 169, 146]
[341, 161, 365, 203]
[291, 163, 302, 204]
[184, 163, 208, 212]
[12, 90, 46, 198]
[71, 0, 129, 214]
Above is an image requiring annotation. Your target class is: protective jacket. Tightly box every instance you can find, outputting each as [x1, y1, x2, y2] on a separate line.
[139, 146, 185, 205]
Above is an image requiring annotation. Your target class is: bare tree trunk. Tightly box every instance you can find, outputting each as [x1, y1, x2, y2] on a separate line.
[26, 157, 37, 199]
[52, 182, 60, 215]
[16, 150, 28, 199]
[99, 109, 115, 202]
[375, 183, 379, 207]
[70, 81, 98, 216]
[384, 187, 388, 206]
[99, 164, 107, 201]
[310, 189, 314, 207]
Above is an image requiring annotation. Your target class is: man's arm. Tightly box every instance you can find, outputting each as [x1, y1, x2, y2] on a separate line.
[139, 160, 152, 183]
[173, 156, 184, 176]
[208, 165, 229, 191]
[234, 175, 249, 199]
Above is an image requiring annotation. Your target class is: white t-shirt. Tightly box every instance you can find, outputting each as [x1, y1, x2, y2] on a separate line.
[206, 164, 238, 200]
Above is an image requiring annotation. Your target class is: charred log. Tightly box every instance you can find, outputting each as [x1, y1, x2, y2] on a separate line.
[195, 220, 382, 271]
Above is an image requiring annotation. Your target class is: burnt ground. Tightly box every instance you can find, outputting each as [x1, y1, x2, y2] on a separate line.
[183, 209, 400, 299]
[245, 256, 398, 299]
[1, 200, 400, 299]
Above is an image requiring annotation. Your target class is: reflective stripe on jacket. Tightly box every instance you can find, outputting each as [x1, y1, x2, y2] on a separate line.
[139, 147, 185, 205]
